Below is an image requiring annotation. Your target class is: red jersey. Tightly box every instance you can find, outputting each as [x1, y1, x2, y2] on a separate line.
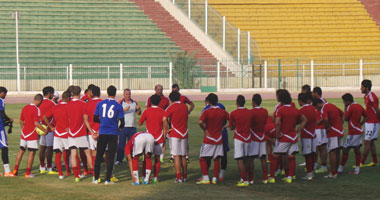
[229, 107, 252, 143]
[20, 104, 40, 141]
[265, 116, 276, 140]
[124, 132, 147, 156]
[345, 102, 366, 135]
[273, 102, 295, 116]
[45, 102, 69, 138]
[315, 109, 325, 129]
[81, 94, 91, 103]
[164, 102, 188, 139]
[85, 97, 102, 132]
[67, 98, 87, 138]
[39, 98, 55, 132]
[146, 95, 169, 110]
[200, 106, 229, 144]
[275, 104, 301, 143]
[250, 106, 268, 142]
[299, 104, 317, 139]
[139, 106, 165, 144]
[321, 103, 344, 138]
[179, 94, 192, 105]
[364, 91, 380, 123]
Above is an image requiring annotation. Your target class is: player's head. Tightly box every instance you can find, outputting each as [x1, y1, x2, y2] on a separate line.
[53, 91, 59, 104]
[204, 96, 209, 105]
[236, 95, 245, 107]
[301, 84, 311, 94]
[312, 98, 324, 110]
[169, 91, 180, 102]
[276, 89, 286, 102]
[312, 87, 322, 98]
[172, 84, 180, 92]
[107, 85, 117, 97]
[34, 94, 44, 106]
[86, 84, 96, 98]
[154, 84, 163, 95]
[150, 94, 161, 106]
[298, 93, 308, 106]
[66, 85, 75, 94]
[42, 86, 55, 99]
[71, 86, 81, 97]
[342, 93, 354, 106]
[361, 79, 372, 94]
[0, 87, 8, 99]
[207, 93, 218, 106]
[92, 86, 100, 98]
[279, 90, 292, 105]
[123, 88, 131, 100]
[252, 94, 262, 107]
[62, 91, 71, 103]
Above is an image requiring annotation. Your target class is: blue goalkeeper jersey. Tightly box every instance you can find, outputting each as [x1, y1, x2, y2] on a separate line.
[94, 98, 124, 135]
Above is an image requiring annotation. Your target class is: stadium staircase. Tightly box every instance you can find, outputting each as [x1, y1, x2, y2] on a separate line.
[359, 0, 380, 27]
[0, 0, 184, 66]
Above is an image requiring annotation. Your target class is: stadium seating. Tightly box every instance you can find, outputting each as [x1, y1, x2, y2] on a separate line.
[0, 0, 183, 66]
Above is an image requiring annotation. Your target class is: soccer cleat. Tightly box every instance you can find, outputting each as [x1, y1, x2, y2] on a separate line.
[364, 162, 379, 167]
[196, 179, 210, 185]
[114, 161, 122, 166]
[352, 163, 364, 168]
[283, 177, 292, 184]
[183, 178, 188, 182]
[211, 177, 217, 184]
[104, 181, 115, 185]
[143, 181, 149, 185]
[169, 157, 174, 163]
[83, 171, 89, 176]
[262, 180, 268, 184]
[196, 177, 203, 182]
[132, 182, 140, 186]
[75, 177, 80, 182]
[301, 174, 313, 180]
[292, 176, 296, 180]
[24, 174, 35, 178]
[4, 172, 15, 177]
[324, 173, 337, 179]
[152, 177, 158, 184]
[79, 174, 86, 179]
[110, 176, 119, 182]
[348, 171, 360, 175]
[174, 179, 182, 184]
[299, 162, 306, 166]
[315, 168, 328, 174]
[268, 178, 275, 184]
[47, 170, 59, 175]
[160, 157, 164, 163]
[12, 170, 18, 176]
[91, 180, 99, 184]
[59, 175, 64, 180]
[186, 158, 191, 163]
[65, 172, 72, 176]
[236, 181, 249, 187]
[281, 170, 285, 175]
[39, 169, 47, 174]
[249, 180, 254, 185]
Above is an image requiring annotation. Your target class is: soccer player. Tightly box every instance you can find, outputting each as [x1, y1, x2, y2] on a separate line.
[92, 85, 124, 185]
[249, 94, 269, 184]
[146, 84, 169, 110]
[197, 93, 229, 185]
[229, 95, 252, 187]
[81, 84, 95, 103]
[269, 91, 307, 184]
[312, 87, 327, 104]
[337, 93, 367, 175]
[163, 91, 189, 183]
[319, 100, 344, 178]
[125, 132, 155, 185]
[116, 88, 141, 165]
[67, 86, 93, 182]
[13, 94, 47, 177]
[301, 84, 311, 95]
[298, 93, 317, 180]
[43, 91, 71, 179]
[360, 79, 380, 167]
[139, 94, 164, 183]
[172, 84, 195, 114]
[38, 86, 57, 175]
[0, 87, 15, 177]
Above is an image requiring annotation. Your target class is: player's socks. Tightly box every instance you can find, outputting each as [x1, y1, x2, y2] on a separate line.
[340, 153, 348, 166]
[133, 171, 139, 183]
[213, 158, 220, 179]
[79, 150, 88, 175]
[73, 167, 79, 178]
[306, 156, 314, 173]
[372, 154, 378, 164]
[183, 173, 187, 181]
[240, 171, 247, 181]
[25, 168, 31, 175]
[269, 155, 278, 178]
[337, 165, 344, 173]
[55, 152, 63, 176]
[289, 156, 296, 178]
[199, 158, 208, 176]
[63, 150, 71, 174]
[219, 169, 225, 181]
[176, 173, 181, 181]
[142, 159, 146, 178]
[4, 164, 10, 173]
[144, 170, 151, 183]
[13, 165, 19, 175]
[355, 152, 361, 167]
[92, 156, 95, 167]
[361, 153, 368, 165]
[75, 156, 82, 175]
[154, 160, 161, 177]
[263, 165, 268, 181]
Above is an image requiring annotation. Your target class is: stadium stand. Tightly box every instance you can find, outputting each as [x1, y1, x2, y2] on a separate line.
[359, 0, 380, 27]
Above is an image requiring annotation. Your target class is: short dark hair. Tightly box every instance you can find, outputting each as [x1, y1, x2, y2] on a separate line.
[34, 94, 43, 101]
[150, 94, 161, 106]
[298, 93, 308, 104]
[87, 84, 96, 90]
[342, 93, 354, 103]
[236, 95, 245, 107]
[92, 86, 100, 97]
[207, 93, 218, 105]
[42, 86, 54, 96]
[172, 84, 179, 90]
[62, 91, 71, 100]
[107, 85, 117, 97]
[252, 94, 262, 106]
[362, 79, 372, 91]
[276, 89, 285, 96]
[301, 85, 311, 93]
[279, 90, 292, 104]
[72, 86, 81, 96]
[169, 91, 180, 102]
[312, 98, 323, 107]
[313, 87, 322, 96]
[0, 87, 8, 94]
[66, 85, 75, 93]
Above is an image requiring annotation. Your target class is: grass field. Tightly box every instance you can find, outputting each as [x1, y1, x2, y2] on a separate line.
[1, 98, 380, 200]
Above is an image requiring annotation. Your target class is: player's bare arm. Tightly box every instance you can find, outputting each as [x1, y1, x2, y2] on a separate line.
[274, 116, 282, 138]
[42, 115, 55, 132]
[126, 154, 136, 182]
[188, 102, 195, 115]
[296, 115, 307, 133]
[19, 120, 24, 129]
[83, 114, 95, 136]
[162, 117, 172, 136]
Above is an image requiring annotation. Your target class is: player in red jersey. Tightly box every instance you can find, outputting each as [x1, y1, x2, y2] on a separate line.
[197, 93, 229, 185]
[38, 86, 56, 175]
[43, 91, 72, 179]
[229, 95, 252, 187]
[163, 91, 189, 183]
[13, 94, 47, 178]
[298, 93, 317, 180]
[80, 84, 95, 103]
[139, 94, 165, 183]
[319, 101, 344, 178]
[249, 94, 269, 184]
[269, 91, 306, 184]
[337, 93, 367, 175]
[360, 80, 380, 167]
[146, 84, 169, 110]
[67, 86, 93, 182]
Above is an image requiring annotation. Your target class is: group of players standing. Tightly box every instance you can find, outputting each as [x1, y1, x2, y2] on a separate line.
[0, 79, 379, 186]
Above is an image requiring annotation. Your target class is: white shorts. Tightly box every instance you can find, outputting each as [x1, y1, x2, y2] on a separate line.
[40, 132, 54, 146]
[89, 136, 98, 151]
[169, 137, 188, 156]
[233, 139, 250, 159]
[133, 133, 154, 157]
[53, 137, 70, 151]
[199, 143, 224, 159]
[315, 129, 328, 146]
[301, 138, 317, 155]
[248, 140, 267, 158]
[327, 137, 343, 152]
[153, 143, 164, 155]
[273, 142, 298, 155]
[68, 135, 90, 149]
[364, 123, 379, 141]
[343, 135, 363, 148]
[20, 139, 38, 150]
